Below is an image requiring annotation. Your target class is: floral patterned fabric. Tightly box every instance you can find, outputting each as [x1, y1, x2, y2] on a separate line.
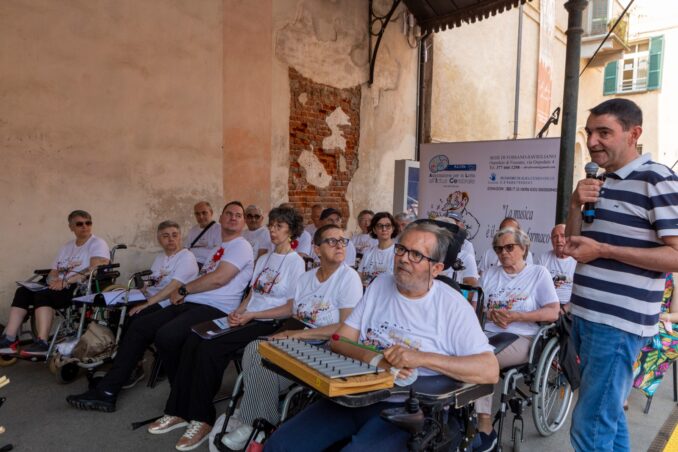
[632, 273, 678, 397]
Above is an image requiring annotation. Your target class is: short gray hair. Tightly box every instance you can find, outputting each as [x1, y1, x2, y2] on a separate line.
[401, 222, 453, 263]
[395, 212, 417, 223]
[493, 227, 530, 258]
[157, 220, 181, 232]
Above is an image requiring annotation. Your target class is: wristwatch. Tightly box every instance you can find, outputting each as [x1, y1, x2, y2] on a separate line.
[178, 285, 189, 296]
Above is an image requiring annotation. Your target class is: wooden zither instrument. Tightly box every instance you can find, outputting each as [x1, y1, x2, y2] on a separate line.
[259, 339, 394, 397]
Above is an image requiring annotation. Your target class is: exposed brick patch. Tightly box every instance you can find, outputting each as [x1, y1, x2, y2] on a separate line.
[288, 67, 361, 222]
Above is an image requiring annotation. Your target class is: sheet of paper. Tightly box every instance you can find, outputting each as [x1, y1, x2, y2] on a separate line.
[16, 281, 48, 292]
[73, 289, 146, 306]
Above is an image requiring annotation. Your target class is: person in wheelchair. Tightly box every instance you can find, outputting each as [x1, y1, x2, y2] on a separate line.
[473, 227, 559, 451]
[143, 206, 306, 451]
[0, 210, 109, 357]
[220, 223, 363, 450]
[264, 222, 499, 452]
[66, 201, 253, 415]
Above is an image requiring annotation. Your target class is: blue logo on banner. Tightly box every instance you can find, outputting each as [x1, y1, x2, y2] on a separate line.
[489, 173, 497, 182]
[428, 155, 477, 174]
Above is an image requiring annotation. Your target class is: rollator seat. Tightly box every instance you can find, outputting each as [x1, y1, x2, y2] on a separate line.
[488, 332, 520, 355]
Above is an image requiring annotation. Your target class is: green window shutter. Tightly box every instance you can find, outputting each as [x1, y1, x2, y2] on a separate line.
[648, 35, 664, 90]
[603, 60, 618, 95]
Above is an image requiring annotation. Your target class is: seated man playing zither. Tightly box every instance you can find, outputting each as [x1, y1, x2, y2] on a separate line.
[264, 222, 499, 452]
[0, 209, 109, 357]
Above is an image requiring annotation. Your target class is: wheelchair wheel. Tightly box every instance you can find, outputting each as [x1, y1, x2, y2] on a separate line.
[512, 424, 522, 452]
[531, 338, 573, 436]
[0, 355, 17, 367]
[56, 362, 80, 384]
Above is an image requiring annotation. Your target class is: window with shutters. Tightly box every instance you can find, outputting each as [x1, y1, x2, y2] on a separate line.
[603, 35, 663, 95]
[589, 0, 610, 35]
[618, 42, 649, 92]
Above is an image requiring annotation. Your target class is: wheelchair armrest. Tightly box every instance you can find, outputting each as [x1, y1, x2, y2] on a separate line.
[489, 332, 520, 355]
[34, 269, 51, 276]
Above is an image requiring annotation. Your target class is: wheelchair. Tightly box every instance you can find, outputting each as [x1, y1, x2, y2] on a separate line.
[0, 245, 128, 380]
[488, 322, 574, 452]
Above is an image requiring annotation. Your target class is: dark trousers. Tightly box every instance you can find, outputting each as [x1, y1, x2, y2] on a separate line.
[264, 399, 409, 452]
[97, 302, 223, 395]
[12, 286, 73, 310]
[164, 321, 279, 424]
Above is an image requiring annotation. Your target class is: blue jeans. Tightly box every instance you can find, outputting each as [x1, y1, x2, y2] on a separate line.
[263, 399, 409, 452]
[570, 316, 646, 452]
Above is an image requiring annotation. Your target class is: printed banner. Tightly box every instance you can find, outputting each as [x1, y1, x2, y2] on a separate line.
[420, 138, 560, 261]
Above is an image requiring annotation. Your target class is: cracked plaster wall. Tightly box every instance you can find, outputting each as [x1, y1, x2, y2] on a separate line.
[270, 0, 418, 230]
[0, 0, 223, 317]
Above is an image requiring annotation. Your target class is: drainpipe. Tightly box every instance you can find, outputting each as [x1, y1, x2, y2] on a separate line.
[556, 0, 588, 224]
[513, 3, 524, 139]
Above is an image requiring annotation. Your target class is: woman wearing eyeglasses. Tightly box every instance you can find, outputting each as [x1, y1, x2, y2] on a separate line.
[357, 212, 400, 287]
[1, 210, 109, 357]
[472, 227, 560, 450]
[146, 206, 306, 450]
[219, 224, 363, 450]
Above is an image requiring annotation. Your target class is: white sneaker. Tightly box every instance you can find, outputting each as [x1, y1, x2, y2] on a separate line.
[221, 424, 254, 450]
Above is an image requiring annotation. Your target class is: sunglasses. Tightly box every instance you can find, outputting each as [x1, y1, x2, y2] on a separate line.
[375, 223, 393, 230]
[320, 237, 349, 247]
[493, 243, 520, 254]
[74, 221, 92, 227]
[246, 214, 262, 220]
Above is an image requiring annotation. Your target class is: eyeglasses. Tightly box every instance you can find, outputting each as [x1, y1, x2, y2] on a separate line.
[375, 223, 393, 230]
[74, 221, 92, 227]
[320, 237, 349, 247]
[493, 243, 520, 254]
[394, 243, 436, 263]
[246, 214, 262, 220]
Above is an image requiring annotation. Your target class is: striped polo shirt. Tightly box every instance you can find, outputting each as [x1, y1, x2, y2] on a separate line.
[570, 154, 678, 336]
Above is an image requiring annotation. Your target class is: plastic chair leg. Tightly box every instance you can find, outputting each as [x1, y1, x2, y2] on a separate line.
[673, 361, 677, 403]
[643, 396, 653, 414]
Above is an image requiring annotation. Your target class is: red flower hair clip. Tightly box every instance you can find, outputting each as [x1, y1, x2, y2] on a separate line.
[290, 239, 299, 250]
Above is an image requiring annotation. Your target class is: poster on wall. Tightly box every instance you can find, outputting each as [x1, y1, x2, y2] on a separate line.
[420, 138, 560, 261]
[393, 160, 420, 217]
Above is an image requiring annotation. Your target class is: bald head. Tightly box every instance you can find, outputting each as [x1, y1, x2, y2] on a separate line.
[500, 217, 520, 230]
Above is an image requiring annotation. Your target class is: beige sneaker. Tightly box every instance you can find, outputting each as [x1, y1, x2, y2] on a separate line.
[148, 415, 188, 435]
[175, 421, 212, 451]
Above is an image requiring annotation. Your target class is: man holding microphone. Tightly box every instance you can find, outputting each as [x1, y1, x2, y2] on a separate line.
[565, 99, 678, 451]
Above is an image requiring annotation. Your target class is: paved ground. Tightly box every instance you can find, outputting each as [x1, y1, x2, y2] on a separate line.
[0, 355, 674, 451]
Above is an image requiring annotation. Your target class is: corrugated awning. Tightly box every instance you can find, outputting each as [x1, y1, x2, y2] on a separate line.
[403, 0, 531, 34]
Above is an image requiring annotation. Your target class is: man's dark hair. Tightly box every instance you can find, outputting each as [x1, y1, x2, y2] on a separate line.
[313, 224, 342, 246]
[320, 207, 342, 221]
[222, 200, 245, 214]
[268, 207, 305, 241]
[369, 212, 399, 239]
[68, 210, 92, 223]
[590, 99, 643, 130]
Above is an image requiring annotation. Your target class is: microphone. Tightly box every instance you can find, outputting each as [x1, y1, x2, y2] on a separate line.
[583, 162, 599, 224]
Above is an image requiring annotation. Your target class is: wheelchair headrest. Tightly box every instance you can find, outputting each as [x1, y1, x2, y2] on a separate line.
[411, 219, 467, 271]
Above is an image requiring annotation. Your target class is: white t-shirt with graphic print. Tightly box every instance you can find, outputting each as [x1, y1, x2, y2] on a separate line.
[293, 264, 362, 327]
[345, 273, 493, 377]
[51, 235, 110, 280]
[480, 264, 559, 336]
[246, 251, 305, 313]
[358, 244, 395, 285]
[537, 250, 577, 305]
[184, 237, 254, 313]
[353, 233, 378, 256]
[147, 249, 199, 308]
